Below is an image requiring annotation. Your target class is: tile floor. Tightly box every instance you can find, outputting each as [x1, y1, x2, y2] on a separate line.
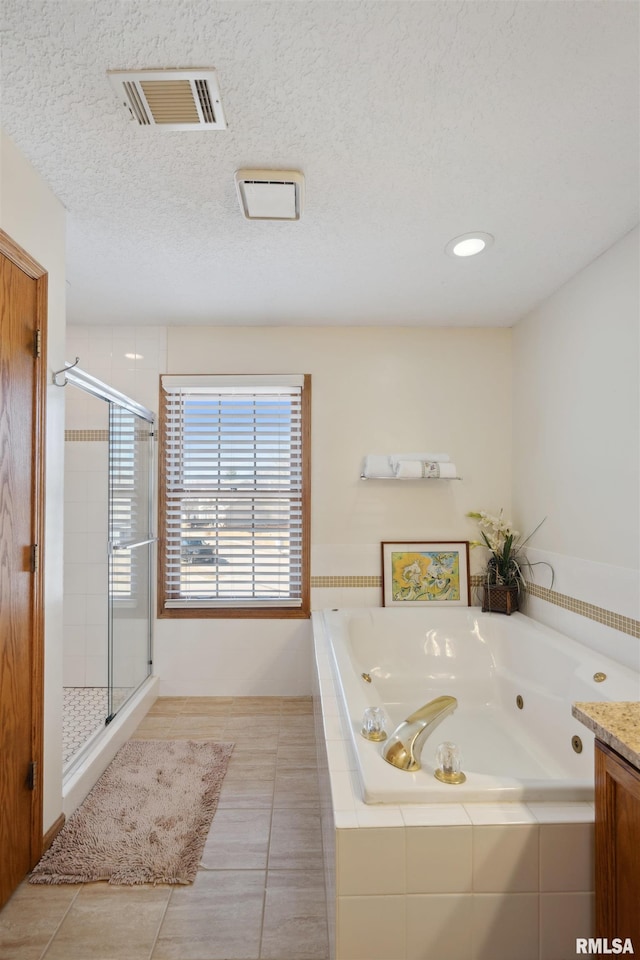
[0, 696, 329, 960]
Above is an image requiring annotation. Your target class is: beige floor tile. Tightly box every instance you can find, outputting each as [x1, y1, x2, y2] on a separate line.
[169, 716, 229, 738]
[268, 809, 323, 870]
[276, 742, 322, 770]
[279, 697, 314, 715]
[278, 716, 316, 737]
[152, 870, 264, 960]
[201, 808, 271, 869]
[278, 728, 316, 750]
[130, 729, 177, 741]
[230, 737, 278, 753]
[131, 716, 176, 739]
[230, 697, 284, 717]
[217, 778, 275, 809]
[180, 697, 233, 716]
[224, 717, 281, 740]
[273, 770, 321, 809]
[224, 737, 279, 758]
[224, 752, 278, 781]
[278, 735, 317, 752]
[0, 882, 80, 960]
[146, 698, 187, 716]
[261, 869, 329, 960]
[42, 883, 171, 960]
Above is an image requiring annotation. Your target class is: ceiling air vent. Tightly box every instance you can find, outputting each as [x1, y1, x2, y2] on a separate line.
[234, 170, 304, 221]
[107, 69, 227, 130]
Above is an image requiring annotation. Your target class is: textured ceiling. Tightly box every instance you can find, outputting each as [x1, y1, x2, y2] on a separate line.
[1, 0, 638, 327]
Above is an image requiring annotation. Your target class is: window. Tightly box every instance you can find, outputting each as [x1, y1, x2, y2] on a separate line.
[159, 374, 310, 618]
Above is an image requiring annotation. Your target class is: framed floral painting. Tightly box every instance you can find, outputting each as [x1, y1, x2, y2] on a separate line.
[381, 541, 470, 607]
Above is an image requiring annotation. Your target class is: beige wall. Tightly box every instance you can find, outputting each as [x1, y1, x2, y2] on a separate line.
[156, 325, 513, 695]
[68, 323, 513, 694]
[1, 129, 66, 831]
[512, 226, 639, 667]
[67, 226, 640, 693]
[167, 325, 512, 547]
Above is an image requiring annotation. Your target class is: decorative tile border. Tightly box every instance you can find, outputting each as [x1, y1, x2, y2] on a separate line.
[310, 573, 640, 639]
[525, 580, 640, 639]
[65, 429, 151, 441]
[311, 576, 381, 588]
[312, 574, 486, 589]
[65, 429, 109, 441]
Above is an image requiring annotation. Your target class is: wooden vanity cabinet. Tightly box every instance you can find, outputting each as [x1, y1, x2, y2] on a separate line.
[595, 738, 640, 945]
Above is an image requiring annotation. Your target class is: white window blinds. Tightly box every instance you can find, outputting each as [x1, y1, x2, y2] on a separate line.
[161, 375, 306, 609]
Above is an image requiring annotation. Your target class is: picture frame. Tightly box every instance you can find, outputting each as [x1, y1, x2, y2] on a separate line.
[381, 541, 470, 607]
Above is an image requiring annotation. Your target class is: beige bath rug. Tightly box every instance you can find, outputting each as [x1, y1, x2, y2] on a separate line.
[30, 739, 233, 885]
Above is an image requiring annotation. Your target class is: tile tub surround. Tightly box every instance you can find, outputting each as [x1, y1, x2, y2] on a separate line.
[313, 625, 596, 960]
[1, 696, 329, 960]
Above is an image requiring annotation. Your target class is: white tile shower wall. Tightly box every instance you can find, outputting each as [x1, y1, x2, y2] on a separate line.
[63, 428, 109, 686]
[64, 325, 164, 691]
[66, 324, 167, 415]
[64, 328, 162, 691]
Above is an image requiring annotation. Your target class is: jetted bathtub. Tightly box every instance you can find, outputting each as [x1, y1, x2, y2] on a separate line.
[314, 607, 640, 804]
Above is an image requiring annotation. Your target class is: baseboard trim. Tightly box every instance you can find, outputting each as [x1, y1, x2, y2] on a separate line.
[42, 813, 65, 853]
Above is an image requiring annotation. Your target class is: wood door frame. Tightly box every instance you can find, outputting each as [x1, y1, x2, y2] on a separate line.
[0, 228, 47, 864]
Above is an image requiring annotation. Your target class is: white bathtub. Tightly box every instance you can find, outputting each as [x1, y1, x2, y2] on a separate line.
[314, 607, 639, 804]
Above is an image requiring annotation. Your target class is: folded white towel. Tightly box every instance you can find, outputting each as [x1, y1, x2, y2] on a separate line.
[393, 460, 458, 479]
[436, 461, 458, 478]
[361, 455, 395, 478]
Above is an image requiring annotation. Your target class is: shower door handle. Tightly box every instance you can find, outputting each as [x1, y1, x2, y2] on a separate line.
[109, 538, 157, 552]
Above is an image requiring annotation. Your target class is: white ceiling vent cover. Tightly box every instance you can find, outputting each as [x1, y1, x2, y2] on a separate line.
[235, 170, 304, 221]
[108, 69, 226, 130]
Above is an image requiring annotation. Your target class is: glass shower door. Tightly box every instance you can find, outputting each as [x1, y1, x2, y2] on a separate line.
[108, 404, 154, 720]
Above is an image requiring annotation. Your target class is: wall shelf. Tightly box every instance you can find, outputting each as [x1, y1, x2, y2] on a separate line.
[360, 453, 461, 481]
[360, 473, 462, 480]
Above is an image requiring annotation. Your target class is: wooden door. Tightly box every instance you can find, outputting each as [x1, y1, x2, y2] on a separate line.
[0, 232, 46, 908]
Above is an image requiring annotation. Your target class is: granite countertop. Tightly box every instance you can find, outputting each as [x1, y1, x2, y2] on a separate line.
[572, 701, 640, 770]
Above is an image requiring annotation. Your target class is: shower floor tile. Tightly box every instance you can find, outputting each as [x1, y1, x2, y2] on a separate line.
[62, 686, 108, 764]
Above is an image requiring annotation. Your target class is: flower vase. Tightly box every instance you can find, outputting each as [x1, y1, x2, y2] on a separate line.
[482, 584, 519, 615]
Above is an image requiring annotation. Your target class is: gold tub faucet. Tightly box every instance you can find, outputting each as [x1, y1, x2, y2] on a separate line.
[382, 696, 458, 772]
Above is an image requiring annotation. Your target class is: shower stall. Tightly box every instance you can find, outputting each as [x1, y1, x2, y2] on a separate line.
[62, 365, 155, 776]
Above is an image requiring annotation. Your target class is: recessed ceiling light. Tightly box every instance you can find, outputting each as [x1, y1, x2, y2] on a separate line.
[445, 232, 494, 258]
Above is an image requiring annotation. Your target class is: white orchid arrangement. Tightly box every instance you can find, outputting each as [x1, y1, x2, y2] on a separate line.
[467, 509, 553, 593]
